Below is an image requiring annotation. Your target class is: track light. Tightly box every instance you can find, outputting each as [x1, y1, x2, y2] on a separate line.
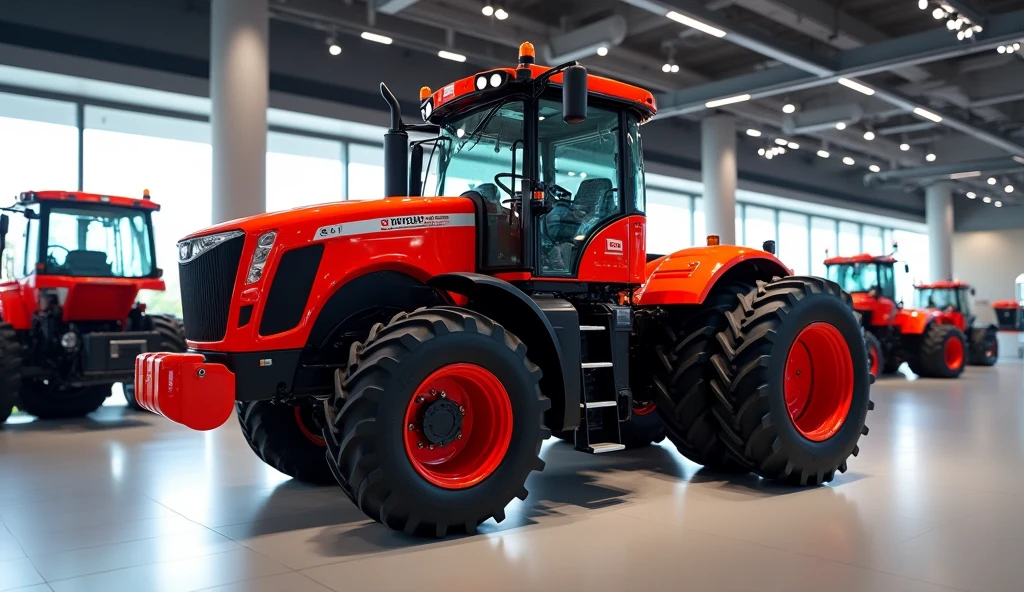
[900, 143, 910, 151]
[967, 192, 976, 199]
[835, 122, 847, 130]
[926, 153, 936, 162]
[326, 37, 341, 56]
[596, 46, 608, 56]
[782, 103, 796, 114]
[843, 156, 855, 166]
[482, 3, 494, 16]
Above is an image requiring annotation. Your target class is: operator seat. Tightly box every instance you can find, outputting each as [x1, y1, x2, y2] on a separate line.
[64, 250, 112, 277]
[573, 178, 614, 218]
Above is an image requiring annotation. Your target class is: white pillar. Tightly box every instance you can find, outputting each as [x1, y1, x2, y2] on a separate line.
[925, 182, 954, 282]
[701, 114, 737, 245]
[211, 0, 268, 224]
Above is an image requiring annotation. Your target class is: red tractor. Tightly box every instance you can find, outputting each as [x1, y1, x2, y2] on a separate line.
[825, 254, 967, 378]
[0, 190, 186, 422]
[914, 280, 998, 366]
[137, 43, 873, 537]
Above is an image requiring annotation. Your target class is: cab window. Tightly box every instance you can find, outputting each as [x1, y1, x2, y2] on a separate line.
[1, 205, 39, 280]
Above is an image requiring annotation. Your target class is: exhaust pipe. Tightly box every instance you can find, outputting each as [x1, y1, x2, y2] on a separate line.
[380, 83, 409, 198]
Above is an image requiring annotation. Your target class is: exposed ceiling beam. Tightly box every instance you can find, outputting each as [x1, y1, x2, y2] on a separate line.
[864, 156, 1024, 186]
[372, 0, 422, 15]
[877, 121, 938, 136]
[942, 0, 987, 27]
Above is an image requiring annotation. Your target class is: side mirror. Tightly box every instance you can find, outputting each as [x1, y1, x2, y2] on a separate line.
[409, 143, 424, 197]
[971, 288, 977, 296]
[904, 263, 910, 274]
[562, 65, 588, 124]
[0, 214, 8, 256]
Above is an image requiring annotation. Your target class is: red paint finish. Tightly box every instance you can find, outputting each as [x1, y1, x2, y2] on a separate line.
[628, 216, 646, 285]
[892, 308, 936, 336]
[916, 280, 972, 290]
[637, 245, 790, 306]
[0, 280, 31, 330]
[851, 293, 898, 327]
[784, 322, 854, 442]
[402, 363, 513, 490]
[824, 253, 896, 265]
[576, 218, 632, 284]
[295, 406, 326, 447]
[20, 190, 160, 211]
[868, 340, 880, 377]
[134, 352, 236, 431]
[944, 336, 965, 370]
[993, 300, 1020, 310]
[0, 275, 164, 329]
[182, 197, 477, 352]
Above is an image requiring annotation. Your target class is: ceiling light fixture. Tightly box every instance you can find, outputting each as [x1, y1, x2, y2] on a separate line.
[913, 107, 943, 123]
[666, 10, 727, 37]
[775, 138, 789, 146]
[746, 129, 762, 137]
[838, 78, 875, 96]
[983, 196, 992, 203]
[869, 164, 881, 172]
[835, 122, 847, 130]
[705, 94, 751, 108]
[949, 171, 981, 179]
[758, 148, 766, 156]
[900, 143, 911, 151]
[438, 50, 467, 62]
[967, 192, 976, 198]
[494, 7, 508, 20]
[988, 177, 998, 185]
[926, 153, 937, 162]
[918, 0, 928, 8]
[482, 3, 494, 16]
[932, 7, 945, 19]
[326, 36, 341, 56]
[788, 142, 800, 150]
[864, 130, 875, 141]
[996, 201, 1003, 207]
[596, 46, 608, 56]
[817, 149, 830, 158]
[360, 32, 393, 45]
[1006, 184, 1015, 193]
[782, 103, 796, 114]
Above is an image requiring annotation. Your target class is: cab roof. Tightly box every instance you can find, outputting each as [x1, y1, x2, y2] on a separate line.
[916, 280, 972, 290]
[18, 190, 160, 211]
[823, 253, 897, 265]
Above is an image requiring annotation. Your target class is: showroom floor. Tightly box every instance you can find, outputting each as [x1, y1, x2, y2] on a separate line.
[1, 362, 1023, 592]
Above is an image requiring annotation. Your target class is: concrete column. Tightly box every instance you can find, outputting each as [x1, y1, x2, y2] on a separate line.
[925, 182, 954, 281]
[211, 0, 268, 223]
[701, 114, 737, 245]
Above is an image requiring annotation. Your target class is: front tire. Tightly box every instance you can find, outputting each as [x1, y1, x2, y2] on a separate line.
[325, 307, 549, 537]
[968, 326, 998, 366]
[710, 277, 873, 485]
[864, 332, 882, 377]
[19, 383, 110, 419]
[0, 323, 23, 424]
[125, 314, 187, 411]
[237, 400, 334, 485]
[908, 324, 967, 378]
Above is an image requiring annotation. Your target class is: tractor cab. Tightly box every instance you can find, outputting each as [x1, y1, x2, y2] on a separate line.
[915, 281, 975, 326]
[824, 254, 900, 320]
[403, 42, 655, 286]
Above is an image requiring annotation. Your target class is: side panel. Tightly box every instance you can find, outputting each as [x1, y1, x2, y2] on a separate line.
[575, 218, 632, 284]
[893, 308, 934, 335]
[636, 245, 790, 306]
[852, 293, 898, 327]
[0, 280, 31, 330]
[627, 215, 646, 285]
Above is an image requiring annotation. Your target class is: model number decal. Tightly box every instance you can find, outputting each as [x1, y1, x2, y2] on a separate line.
[605, 238, 624, 255]
[313, 213, 474, 241]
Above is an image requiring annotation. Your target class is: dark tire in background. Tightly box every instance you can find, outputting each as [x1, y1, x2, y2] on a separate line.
[19, 383, 110, 419]
[864, 331, 882, 377]
[0, 323, 23, 424]
[237, 399, 335, 485]
[908, 324, 967, 378]
[710, 277, 873, 486]
[968, 326, 998, 367]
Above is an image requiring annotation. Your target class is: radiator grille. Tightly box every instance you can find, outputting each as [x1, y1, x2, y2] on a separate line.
[179, 235, 245, 342]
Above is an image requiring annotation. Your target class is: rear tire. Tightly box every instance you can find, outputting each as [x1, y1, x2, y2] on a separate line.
[968, 326, 998, 366]
[325, 307, 549, 537]
[908, 324, 967, 378]
[237, 399, 334, 485]
[18, 383, 110, 419]
[864, 331, 882, 377]
[125, 314, 187, 411]
[652, 282, 753, 470]
[0, 323, 22, 424]
[710, 277, 873, 485]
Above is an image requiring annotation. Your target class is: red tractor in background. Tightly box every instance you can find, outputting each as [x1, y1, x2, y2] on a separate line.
[137, 42, 873, 538]
[914, 280, 998, 367]
[0, 190, 186, 422]
[825, 254, 968, 378]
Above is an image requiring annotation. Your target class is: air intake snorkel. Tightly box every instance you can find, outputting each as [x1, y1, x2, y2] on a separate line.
[380, 82, 409, 198]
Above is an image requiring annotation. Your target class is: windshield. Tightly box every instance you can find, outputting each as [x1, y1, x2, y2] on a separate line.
[43, 204, 155, 278]
[916, 288, 961, 312]
[433, 100, 525, 198]
[827, 262, 895, 299]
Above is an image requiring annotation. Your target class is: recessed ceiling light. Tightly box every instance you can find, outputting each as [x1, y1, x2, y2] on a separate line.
[494, 7, 508, 20]
[843, 156, 855, 165]
[983, 196, 992, 203]
[746, 129, 762, 137]
[482, 4, 494, 16]
[775, 138, 789, 146]
[926, 153, 937, 162]
[864, 131, 875, 140]
[758, 148, 766, 156]
[967, 192, 976, 199]
[817, 150, 830, 158]
[835, 122, 847, 130]
[996, 201, 1003, 207]
[782, 104, 796, 114]
[596, 46, 608, 56]
[988, 177, 998, 185]
[1006, 185, 1015, 193]
[900, 143, 910, 151]
[869, 164, 881, 172]
[788, 142, 799, 150]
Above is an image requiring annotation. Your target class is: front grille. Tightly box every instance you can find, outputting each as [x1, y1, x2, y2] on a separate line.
[180, 235, 245, 342]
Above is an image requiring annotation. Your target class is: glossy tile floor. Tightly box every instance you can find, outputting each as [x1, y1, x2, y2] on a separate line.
[2, 360, 1024, 592]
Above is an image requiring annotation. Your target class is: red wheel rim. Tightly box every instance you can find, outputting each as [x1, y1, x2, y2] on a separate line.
[403, 363, 512, 490]
[294, 406, 326, 447]
[784, 322, 855, 442]
[944, 336, 964, 369]
[633, 401, 657, 416]
[868, 342, 880, 377]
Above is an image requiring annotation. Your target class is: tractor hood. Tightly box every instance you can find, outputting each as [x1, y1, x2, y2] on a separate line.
[182, 196, 476, 246]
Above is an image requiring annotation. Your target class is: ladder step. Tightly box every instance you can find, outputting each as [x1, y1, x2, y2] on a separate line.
[583, 401, 617, 409]
[590, 443, 626, 454]
[580, 325, 605, 331]
[581, 362, 613, 369]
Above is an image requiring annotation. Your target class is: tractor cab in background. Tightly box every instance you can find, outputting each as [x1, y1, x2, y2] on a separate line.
[915, 280, 997, 367]
[0, 190, 186, 422]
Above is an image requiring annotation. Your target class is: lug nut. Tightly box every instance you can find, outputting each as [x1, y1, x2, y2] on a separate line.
[440, 391, 447, 398]
[417, 441, 424, 449]
[416, 396, 425, 403]
[429, 389, 436, 395]
[408, 423, 415, 431]
[459, 406, 465, 415]
[457, 432, 463, 439]
[428, 444, 435, 450]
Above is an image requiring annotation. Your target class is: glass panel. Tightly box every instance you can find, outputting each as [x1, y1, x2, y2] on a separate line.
[83, 107, 212, 316]
[627, 121, 645, 213]
[266, 132, 344, 211]
[436, 100, 525, 268]
[838, 221, 860, 255]
[0, 93, 79, 213]
[827, 262, 879, 294]
[916, 288, 959, 310]
[810, 217, 837, 277]
[778, 211, 809, 275]
[43, 204, 153, 278]
[348, 144, 385, 200]
[2, 204, 39, 280]
[862, 225, 883, 256]
[694, 197, 705, 243]
[537, 99, 622, 276]
[893, 230, 929, 304]
[646, 190, 691, 255]
[736, 211, 744, 246]
[744, 205, 775, 249]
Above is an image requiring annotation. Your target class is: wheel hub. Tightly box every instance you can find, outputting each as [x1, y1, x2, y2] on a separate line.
[421, 398, 463, 446]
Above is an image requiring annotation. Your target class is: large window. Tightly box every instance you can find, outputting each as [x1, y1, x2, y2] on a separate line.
[810, 217, 838, 277]
[894, 230, 929, 303]
[838, 221, 861, 256]
[778, 211, 809, 275]
[862, 225, 883, 256]
[744, 205, 775, 249]
[83, 107, 212, 316]
[266, 132, 344, 212]
[0, 93, 78, 209]
[647, 189, 691, 255]
[348, 144, 384, 200]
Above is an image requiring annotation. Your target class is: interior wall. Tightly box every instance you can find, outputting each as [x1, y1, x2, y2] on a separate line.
[952, 228, 1024, 328]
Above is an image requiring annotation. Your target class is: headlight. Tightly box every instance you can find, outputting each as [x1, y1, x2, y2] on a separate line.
[490, 73, 502, 87]
[476, 75, 487, 91]
[245, 231, 277, 285]
[178, 230, 244, 265]
[423, 100, 433, 120]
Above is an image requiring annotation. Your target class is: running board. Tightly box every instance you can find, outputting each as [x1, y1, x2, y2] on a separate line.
[589, 443, 626, 454]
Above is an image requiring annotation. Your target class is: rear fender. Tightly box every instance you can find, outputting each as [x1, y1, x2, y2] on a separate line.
[635, 245, 790, 306]
[0, 280, 31, 330]
[428, 272, 578, 433]
[894, 308, 933, 335]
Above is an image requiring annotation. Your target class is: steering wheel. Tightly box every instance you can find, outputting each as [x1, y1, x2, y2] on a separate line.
[47, 245, 70, 266]
[548, 184, 572, 200]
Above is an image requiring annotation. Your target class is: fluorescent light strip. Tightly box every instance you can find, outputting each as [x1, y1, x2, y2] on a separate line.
[837, 78, 875, 96]
[438, 50, 467, 62]
[913, 107, 943, 123]
[666, 11, 727, 38]
[361, 32, 393, 45]
[705, 94, 750, 108]
[948, 171, 981, 180]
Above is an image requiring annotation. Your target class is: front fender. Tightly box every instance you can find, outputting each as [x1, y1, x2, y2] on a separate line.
[635, 245, 790, 306]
